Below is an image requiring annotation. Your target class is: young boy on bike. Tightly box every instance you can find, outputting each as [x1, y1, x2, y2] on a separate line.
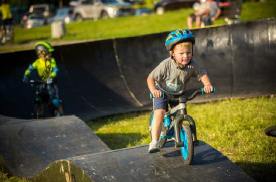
[0, 0, 13, 43]
[147, 29, 213, 153]
[23, 41, 63, 116]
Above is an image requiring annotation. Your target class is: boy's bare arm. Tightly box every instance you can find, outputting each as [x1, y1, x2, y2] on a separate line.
[147, 76, 162, 98]
[201, 75, 213, 93]
[211, 8, 221, 21]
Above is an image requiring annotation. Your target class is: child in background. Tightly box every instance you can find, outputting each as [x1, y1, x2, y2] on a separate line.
[23, 41, 63, 116]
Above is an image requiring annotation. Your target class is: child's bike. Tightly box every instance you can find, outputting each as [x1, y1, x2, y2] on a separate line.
[29, 80, 62, 119]
[149, 88, 216, 165]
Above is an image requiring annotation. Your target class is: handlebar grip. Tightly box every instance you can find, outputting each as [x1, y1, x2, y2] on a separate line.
[201, 87, 216, 95]
[150, 91, 165, 99]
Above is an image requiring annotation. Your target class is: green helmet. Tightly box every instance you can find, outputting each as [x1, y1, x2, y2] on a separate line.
[35, 41, 54, 55]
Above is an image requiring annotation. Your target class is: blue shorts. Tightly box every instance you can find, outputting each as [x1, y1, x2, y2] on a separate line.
[153, 96, 168, 111]
[153, 95, 178, 111]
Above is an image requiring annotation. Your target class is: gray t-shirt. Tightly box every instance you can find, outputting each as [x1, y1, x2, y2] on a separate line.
[209, 1, 219, 18]
[149, 57, 207, 95]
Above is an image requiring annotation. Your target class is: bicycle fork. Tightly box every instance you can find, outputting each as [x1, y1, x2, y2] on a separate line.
[174, 110, 198, 147]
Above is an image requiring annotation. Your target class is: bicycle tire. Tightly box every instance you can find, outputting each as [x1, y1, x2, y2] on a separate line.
[180, 123, 194, 165]
[149, 112, 167, 148]
[264, 126, 276, 137]
[34, 103, 41, 119]
[48, 104, 56, 117]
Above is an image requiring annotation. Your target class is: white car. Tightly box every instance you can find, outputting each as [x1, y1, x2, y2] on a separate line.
[29, 4, 56, 18]
[52, 7, 74, 24]
[73, 0, 135, 21]
[21, 13, 46, 28]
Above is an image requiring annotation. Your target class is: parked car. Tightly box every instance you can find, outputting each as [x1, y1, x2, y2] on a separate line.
[73, 0, 135, 21]
[29, 4, 56, 18]
[69, 0, 83, 6]
[154, 0, 199, 15]
[135, 8, 153, 16]
[11, 6, 29, 24]
[20, 13, 47, 28]
[52, 7, 74, 24]
[70, 0, 142, 6]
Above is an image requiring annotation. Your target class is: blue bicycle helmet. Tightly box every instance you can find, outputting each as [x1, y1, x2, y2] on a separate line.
[165, 29, 195, 51]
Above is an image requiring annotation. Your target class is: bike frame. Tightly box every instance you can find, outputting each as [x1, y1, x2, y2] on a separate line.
[151, 89, 214, 146]
[150, 88, 215, 165]
[30, 80, 56, 118]
[162, 95, 197, 147]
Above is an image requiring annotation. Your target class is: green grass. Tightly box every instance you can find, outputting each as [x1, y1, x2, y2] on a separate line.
[0, 0, 275, 53]
[87, 111, 152, 149]
[0, 170, 28, 182]
[87, 97, 276, 182]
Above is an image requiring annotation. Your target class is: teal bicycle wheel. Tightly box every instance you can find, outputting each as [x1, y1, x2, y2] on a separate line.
[149, 112, 167, 148]
[180, 123, 194, 165]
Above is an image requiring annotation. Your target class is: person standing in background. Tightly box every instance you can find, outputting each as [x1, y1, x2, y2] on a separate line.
[0, 0, 12, 43]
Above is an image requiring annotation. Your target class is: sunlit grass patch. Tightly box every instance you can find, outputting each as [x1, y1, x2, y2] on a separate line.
[87, 111, 152, 149]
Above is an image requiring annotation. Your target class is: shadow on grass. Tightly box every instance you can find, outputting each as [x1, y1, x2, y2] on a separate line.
[235, 162, 276, 182]
[95, 133, 144, 150]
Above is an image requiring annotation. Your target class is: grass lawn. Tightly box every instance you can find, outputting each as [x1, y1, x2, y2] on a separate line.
[87, 97, 276, 182]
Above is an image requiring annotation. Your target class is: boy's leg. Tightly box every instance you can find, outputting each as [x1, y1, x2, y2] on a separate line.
[48, 84, 63, 116]
[149, 109, 165, 153]
[149, 95, 168, 153]
[37, 84, 45, 116]
[151, 109, 165, 141]
[1, 25, 6, 43]
[196, 15, 201, 27]
[187, 14, 196, 29]
[57, 104, 64, 116]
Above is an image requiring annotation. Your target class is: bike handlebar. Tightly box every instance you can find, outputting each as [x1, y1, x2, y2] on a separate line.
[29, 80, 47, 84]
[150, 88, 216, 102]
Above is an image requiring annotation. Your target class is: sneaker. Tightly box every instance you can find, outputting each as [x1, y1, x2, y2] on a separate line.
[148, 140, 160, 153]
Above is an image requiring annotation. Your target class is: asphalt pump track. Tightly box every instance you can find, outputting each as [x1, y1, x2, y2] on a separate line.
[1, 18, 275, 181]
